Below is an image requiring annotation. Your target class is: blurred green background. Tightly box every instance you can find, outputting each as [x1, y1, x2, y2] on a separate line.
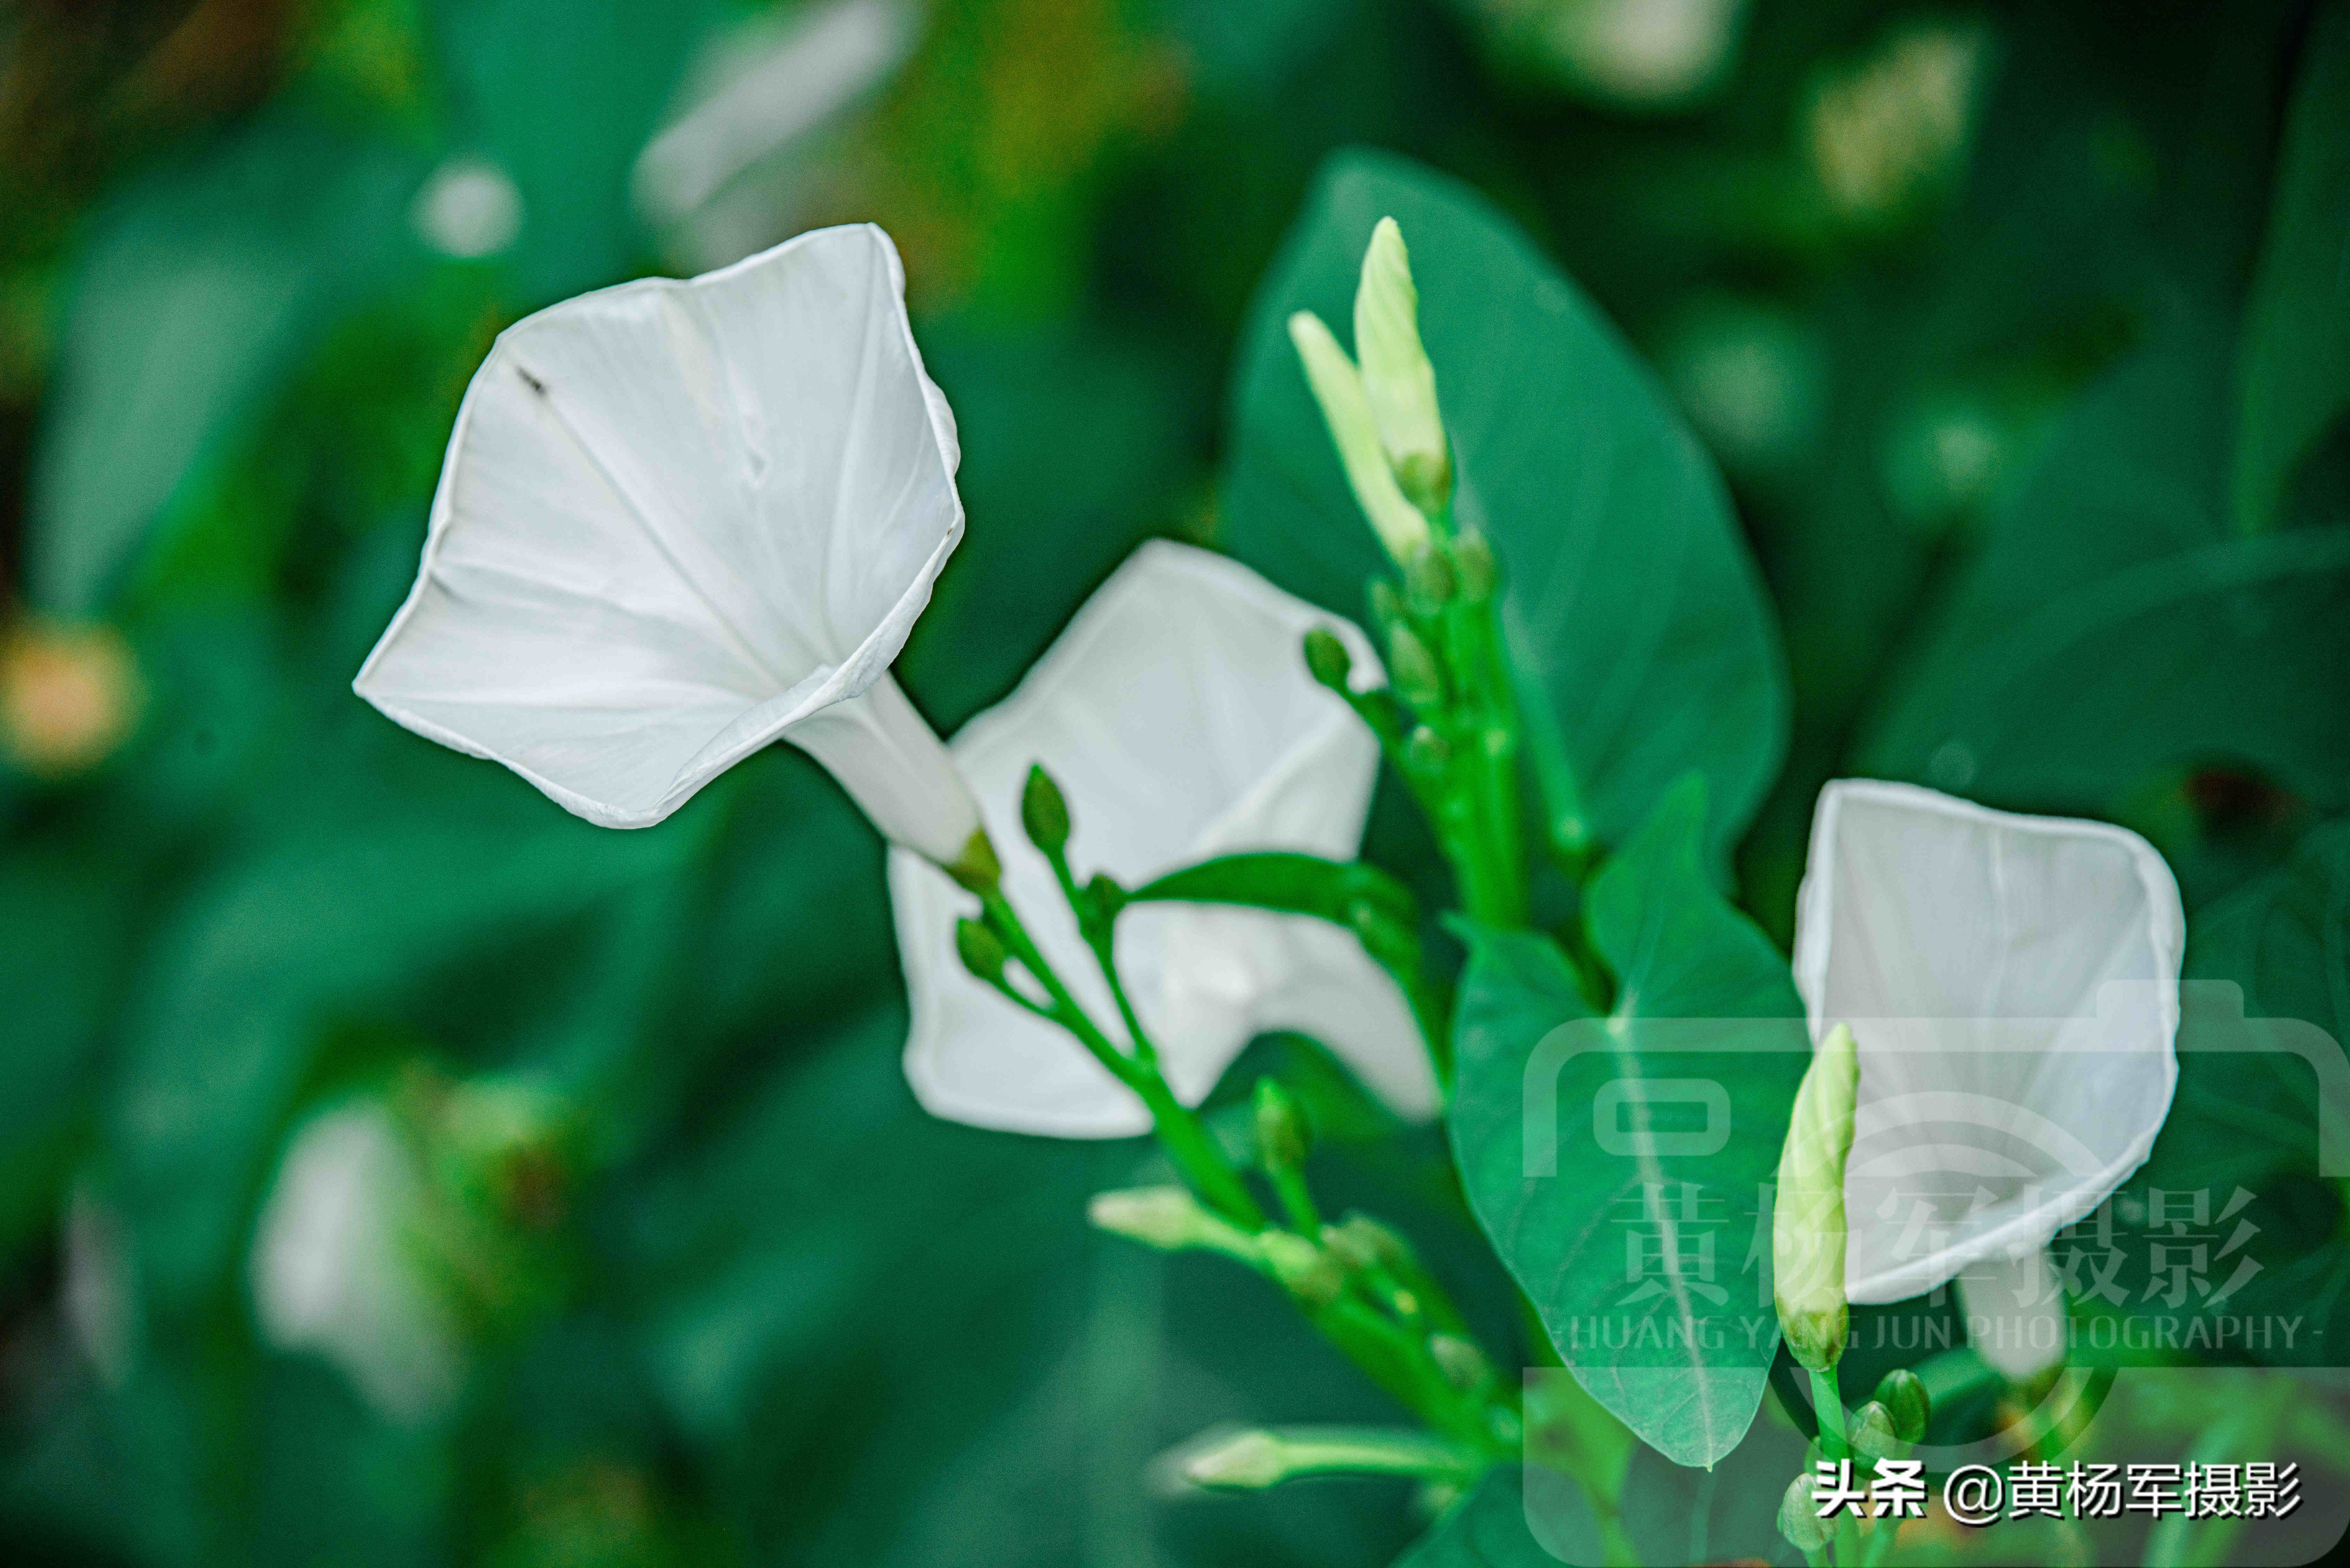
[3, 1, 2346, 1564]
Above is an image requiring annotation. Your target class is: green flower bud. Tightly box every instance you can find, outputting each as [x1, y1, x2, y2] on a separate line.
[1874, 1367, 1929, 1442]
[1320, 1214, 1416, 1283]
[1774, 1022, 1860, 1371]
[1429, 1333, 1493, 1392]
[1288, 311, 1433, 563]
[1088, 1186, 1248, 1256]
[1452, 531, 1498, 603]
[1387, 626, 1443, 709]
[1779, 1472, 1835, 1554]
[1302, 626, 1355, 692]
[1404, 725, 1449, 777]
[1258, 1231, 1346, 1308]
[1020, 764, 1071, 856]
[1331, 1213, 1413, 1272]
[1851, 1400, 1900, 1462]
[1254, 1078, 1310, 1172]
[1366, 578, 1406, 632]
[1184, 1430, 1289, 1490]
[1401, 543, 1457, 613]
[954, 917, 1007, 984]
[1354, 217, 1452, 512]
[1082, 871, 1125, 930]
[942, 828, 1001, 894]
[1182, 1427, 1478, 1490]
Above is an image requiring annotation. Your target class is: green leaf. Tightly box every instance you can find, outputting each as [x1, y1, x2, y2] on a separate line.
[1221, 148, 1787, 873]
[2192, 819, 2350, 1045]
[1392, 1466, 1602, 1567]
[30, 117, 424, 612]
[1129, 851, 1416, 929]
[1617, 1413, 1806, 1567]
[2234, 0, 2350, 532]
[1448, 778, 1807, 1468]
[1862, 319, 2350, 813]
[2147, 821, 2350, 1194]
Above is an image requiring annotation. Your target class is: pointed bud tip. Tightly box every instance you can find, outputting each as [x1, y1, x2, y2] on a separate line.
[1082, 871, 1126, 926]
[1402, 544, 1457, 611]
[1020, 764, 1071, 856]
[1874, 1367, 1929, 1442]
[1184, 1430, 1289, 1490]
[1291, 304, 1433, 563]
[1354, 216, 1450, 512]
[1387, 626, 1442, 709]
[1253, 1078, 1310, 1171]
[1779, 1472, 1835, 1553]
[1852, 1400, 1900, 1462]
[1258, 1232, 1344, 1308]
[954, 917, 1007, 983]
[1452, 531, 1497, 602]
[1301, 626, 1354, 692]
[1323, 1212, 1411, 1276]
[1087, 1186, 1212, 1250]
[1429, 1333, 1493, 1392]
[1404, 724, 1449, 775]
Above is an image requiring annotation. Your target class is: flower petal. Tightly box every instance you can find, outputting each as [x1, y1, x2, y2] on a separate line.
[1955, 1248, 2068, 1382]
[1792, 780, 2184, 1303]
[786, 671, 977, 864]
[356, 223, 962, 829]
[890, 541, 1437, 1136]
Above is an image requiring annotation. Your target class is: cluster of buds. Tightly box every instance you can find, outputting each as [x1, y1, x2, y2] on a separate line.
[1090, 1091, 1517, 1456]
[1289, 218, 1526, 925]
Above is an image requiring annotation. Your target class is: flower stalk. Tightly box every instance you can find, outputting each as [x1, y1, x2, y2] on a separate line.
[994, 799, 1519, 1458]
[1291, 218, 1538, 930]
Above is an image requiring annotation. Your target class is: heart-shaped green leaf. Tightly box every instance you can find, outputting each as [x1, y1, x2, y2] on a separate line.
[1861, 319, 2350, 813]
[1220, 149, 1787, 874]
[1448, 777, 1807, 1467]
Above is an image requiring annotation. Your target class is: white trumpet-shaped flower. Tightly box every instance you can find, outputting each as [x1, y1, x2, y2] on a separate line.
[1793, 780, 2185, 1317]
[889, 541, 1440, 1136]
[250, 1101, 464, 1426]
[355, 224, 982, 863]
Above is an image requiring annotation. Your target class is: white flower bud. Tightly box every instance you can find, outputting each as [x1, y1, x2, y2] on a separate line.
[1774, 1023, 1858, 1370]
[1287, 311, 1432, 563]
[1087, 1186, 1250, 1258]
[1353, 218, 1451, 511]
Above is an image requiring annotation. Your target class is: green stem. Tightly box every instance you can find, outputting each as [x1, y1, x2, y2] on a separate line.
[982, 890, 1262, 1228]
[1131, 1069, 1262, 1228]
[1809, 1365, 1861, 1568]
[1811, 1367, 1848, 1459]
[987, 876, 1536, 1456]
[1445, 596, 1528, 927]
[1268, 1167, 1320, 1234]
